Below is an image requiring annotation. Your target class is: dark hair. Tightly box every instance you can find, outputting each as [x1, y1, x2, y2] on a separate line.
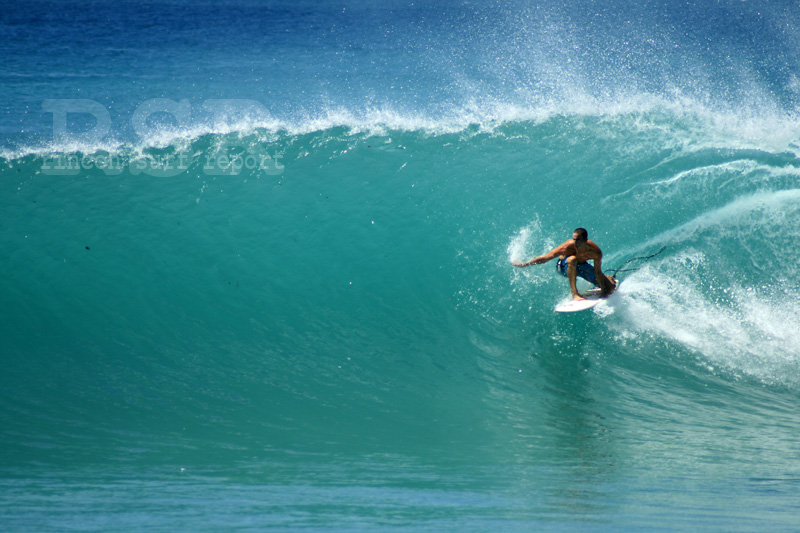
[573, 227, 588, 241]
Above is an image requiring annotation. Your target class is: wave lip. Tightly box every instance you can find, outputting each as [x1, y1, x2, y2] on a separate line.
[5, 91, 800, 162]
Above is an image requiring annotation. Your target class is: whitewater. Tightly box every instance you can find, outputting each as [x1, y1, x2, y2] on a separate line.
[3, 0, 800, 530]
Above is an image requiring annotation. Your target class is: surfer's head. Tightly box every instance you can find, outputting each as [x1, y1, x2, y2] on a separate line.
[573, 227, 588, 243]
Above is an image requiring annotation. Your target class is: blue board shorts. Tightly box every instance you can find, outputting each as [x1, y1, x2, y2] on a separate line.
[556, 257, 597, 285]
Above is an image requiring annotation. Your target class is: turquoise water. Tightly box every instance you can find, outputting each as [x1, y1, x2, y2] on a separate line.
[3, 0, 800, 530]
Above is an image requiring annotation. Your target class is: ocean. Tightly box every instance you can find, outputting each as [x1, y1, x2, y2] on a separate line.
[3, 0, 800, 530]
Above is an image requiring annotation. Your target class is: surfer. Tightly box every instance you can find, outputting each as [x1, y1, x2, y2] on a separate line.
[513, 228, 616, 300]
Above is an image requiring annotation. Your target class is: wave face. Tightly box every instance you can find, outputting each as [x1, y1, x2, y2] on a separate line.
[3, 0, 800, 529]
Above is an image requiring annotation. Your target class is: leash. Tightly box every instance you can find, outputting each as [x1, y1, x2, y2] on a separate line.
[607, 246, 667, 278]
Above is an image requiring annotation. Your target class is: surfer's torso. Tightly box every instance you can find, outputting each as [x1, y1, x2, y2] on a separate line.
[558, 239, 602, 263]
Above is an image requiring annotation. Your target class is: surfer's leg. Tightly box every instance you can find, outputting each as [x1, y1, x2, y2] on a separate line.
[598, 273, 616, 295]
[556, 257, 568, 277]
[565, 256, 583, 300]
[575, 263, 597, 285]
[574, 264, 615, 294]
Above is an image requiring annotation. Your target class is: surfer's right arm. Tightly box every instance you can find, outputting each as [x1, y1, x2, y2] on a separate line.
[513, 242, 568, 267]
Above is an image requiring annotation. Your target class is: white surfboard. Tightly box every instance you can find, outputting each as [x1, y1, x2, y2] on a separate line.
[554, 288, 603, 313]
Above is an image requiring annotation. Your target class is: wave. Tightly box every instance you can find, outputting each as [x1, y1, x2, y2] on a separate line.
[3, 100, 800, 468]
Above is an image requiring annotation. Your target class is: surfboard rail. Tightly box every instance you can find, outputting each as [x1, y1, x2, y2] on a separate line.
[554, 288, 603, 313]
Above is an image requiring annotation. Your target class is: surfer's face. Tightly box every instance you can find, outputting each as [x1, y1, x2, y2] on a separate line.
[573, 232, 586, 250]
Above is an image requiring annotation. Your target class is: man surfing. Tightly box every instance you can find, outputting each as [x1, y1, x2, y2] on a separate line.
[513, 228, 616, 301]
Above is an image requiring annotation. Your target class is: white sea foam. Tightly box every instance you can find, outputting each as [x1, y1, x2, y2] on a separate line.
[4, 91, 800, 162]
[610, 262, 800, 389]
[506, 219, 554, 266]
[594, 184, 800, 388]
[506, 220, 560, 292]
[506, 224, 536, 265]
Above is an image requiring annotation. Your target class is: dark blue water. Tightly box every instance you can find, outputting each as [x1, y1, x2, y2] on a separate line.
[3, 0, 800, 530]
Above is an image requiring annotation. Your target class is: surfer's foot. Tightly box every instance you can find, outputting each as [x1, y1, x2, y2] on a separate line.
[572, 294, 586, 301]
[604, 275, 617, 296]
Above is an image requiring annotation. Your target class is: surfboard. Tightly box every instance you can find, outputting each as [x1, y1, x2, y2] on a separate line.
[554, 288, 603, 313]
